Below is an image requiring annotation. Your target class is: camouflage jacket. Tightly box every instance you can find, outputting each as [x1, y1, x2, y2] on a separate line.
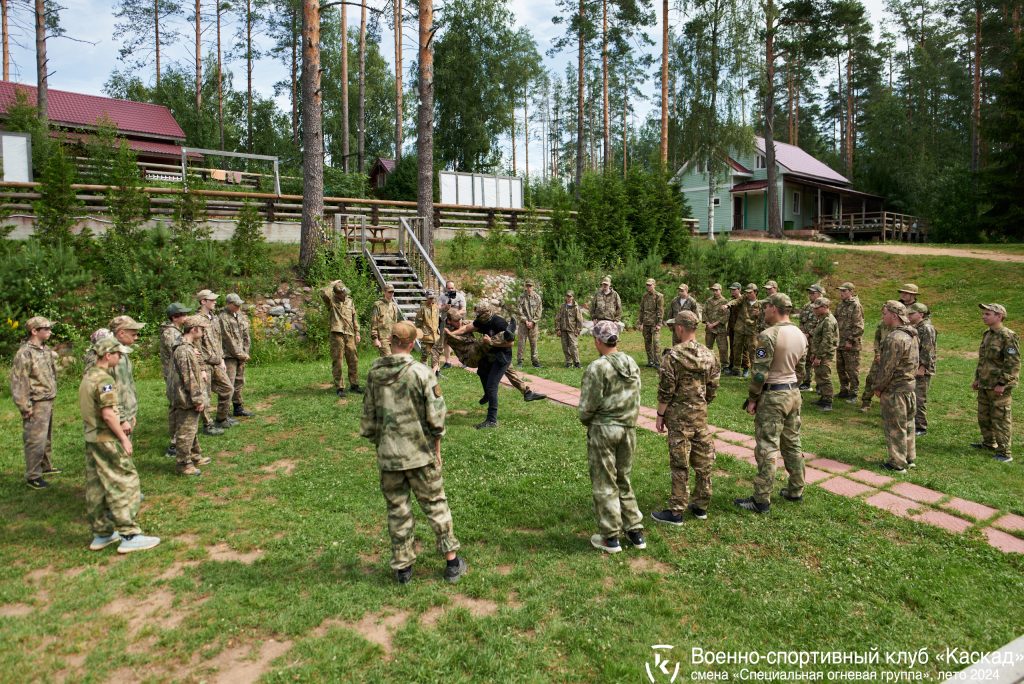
[975, 325, 1020, 390]
[360, 354, 446, 471]
[444, 331, 485, 368]
[736, 297, 762, 331]
[415, 301, 441, 344]
[798, 300, 819, 337]
[113, 351, 138, 423]
[836, 297, 865, 349]
[657, 341, 720, 428]
[703, 294, 729, 331]
[555, 303, 585, 335]
[748, 322, 808, 401]
[171, 340, 206, 409]
[370, 299, 400, 341]
[578, 351, 640, 427]
[727, 297, 741, 332]
[668, 295, 702, 323]
[589, 289, 622, 322]
[638, 291, 665, 327]
[219, 308, 251, 360]
[79, 366, 118, 443]
[516, 291, 543, 323]
[198, 311, 224, 365]
[915, 319, 937, 376]
[810, 313, 839, 360]
[874, 325, 919, 394]
[159, 322, 182, 383]
[10, 342, 57, 414]
[321, 287, 360, 335]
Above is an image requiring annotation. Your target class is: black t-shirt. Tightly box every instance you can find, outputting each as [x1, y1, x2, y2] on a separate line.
[473, 315, 513, 359]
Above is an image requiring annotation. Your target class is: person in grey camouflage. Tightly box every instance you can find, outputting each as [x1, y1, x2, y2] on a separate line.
[197, 289, 232, 434]
[10, 316, 59, 489]
[835, 283, 864, 401]
[798, 284, 825, 389]
[908, 303, 936, 436]
[651, 311, 720, 525]
[108, 315, 146, 443]
[160, 303, 192, 458]
[874, 301, 919, 472]
[972, 303, 1020, 463]
[555, 291, 586, 368]
[579, 320, 645, 553]
[809, 298, 838, 411]
[360, 321, 466, 584]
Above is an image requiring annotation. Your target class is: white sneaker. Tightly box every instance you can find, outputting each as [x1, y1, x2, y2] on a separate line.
[118, 534, 161, 554]
[89, 532, 121, 551]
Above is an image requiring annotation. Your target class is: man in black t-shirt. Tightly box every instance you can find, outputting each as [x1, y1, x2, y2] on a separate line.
[450, 301, 515, 429]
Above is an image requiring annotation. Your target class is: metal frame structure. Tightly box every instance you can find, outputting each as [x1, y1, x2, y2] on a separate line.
[180, 147, 281, 196]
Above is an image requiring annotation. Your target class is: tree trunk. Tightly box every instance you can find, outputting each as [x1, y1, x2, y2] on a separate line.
[2, 0, 9, 82]
[622, 88, 627, 176]
[417, 0, 435, 255]
[845, 47, 853, 178]
[511, 107, 517, 174]
[195, 0, 202, 113]
[575, 0, 584, 197]
[601, 0, 609, 169]
[524, 96, 529, 179]
[217, 2, 225, 150]
[764, 0, 782, 237]
[971, 3, 981, 173]
[341, 2, 350, 171]
[154, 0, 161, 88]
[246, 0, 253, 152]
[34, 0, 47, 123]
[660, 0, 669, 167]
[358, 0, 366, 172]
[291, 8, 299, 147]
[300, 0, 325, 272]
[394, 0, 404, 160]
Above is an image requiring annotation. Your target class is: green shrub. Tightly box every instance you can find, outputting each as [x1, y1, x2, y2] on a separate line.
[33, 142, 84, 246]
[230, 200, 269, 276]
[323, 167, 370, 198]
[573, 171, 633, 266]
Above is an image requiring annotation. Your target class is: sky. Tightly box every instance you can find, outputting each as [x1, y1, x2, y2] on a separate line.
[5, 0, 889, 172]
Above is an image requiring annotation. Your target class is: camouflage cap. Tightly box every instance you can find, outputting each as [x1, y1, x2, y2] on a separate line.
[764, 280, 779, 289]
[677, 283, 688, 291]
[592, 320, 620, 344]
[744, 283, 759, 293]
[391, 320, 422, 344]
[645, 278, 656, 286]
[383, 284, 395, 292]
[883, 300, 910, 323]
[565, 290, 575, 297]
[182, 314, 210, 330]
[225, 293, 244, 305]
[167, 302, 192, 317]
[93, 337, 132, 356]
[807, 284, 825, 294]
[673, 310, 699, 328]
[109, 315, 145, 332]
[729, 282, 742, 291]
[837, 282, 855, 291]
[600, 275, 612, 285]
[90, 328, 112, 344]
[196, 289, 218, 301]
[25, 316, 52, 331]
[898, 283, 920, 295]
[814, 297, 831, 309]
[767, 293, 793, 311]
[525, 279, 536, 287]
[908, 302, 929, 316]
[474, 301, 493, 315]
[979, 303, 1007, 317]
[333, 281, 348, 293]
[424, 289, 436, 298]
[710, 283, 722, 290]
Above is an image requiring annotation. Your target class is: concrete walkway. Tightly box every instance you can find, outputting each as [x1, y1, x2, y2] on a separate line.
[727, 235, 1024, 263]
[495, 369, 1024, 555]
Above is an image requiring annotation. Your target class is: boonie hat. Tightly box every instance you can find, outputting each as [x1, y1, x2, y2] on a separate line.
[109, 315, 145, 332]
[979, 303, 1007, 317]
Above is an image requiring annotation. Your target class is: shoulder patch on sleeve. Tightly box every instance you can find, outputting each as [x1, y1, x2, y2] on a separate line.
[433, 385, 443, 398]
[101, 384, 113, 392]
[1009, 347, 1018, 355]
[755, 348, 768, 359]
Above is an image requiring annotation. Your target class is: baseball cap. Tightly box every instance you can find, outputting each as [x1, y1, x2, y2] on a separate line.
[764, 280, 779, 289]
[729, 282, 742, 290]
[600, 276, 612, 285]
[908, 302, 929, 315]
[767, 293, 793, 310]
[710, 283, 722, 290]
[744, 283, 758, 293]
[90, 328, 112, 344]
[566, 290, 575, 297]
[182, 314, 210, 330]
[677, 283, 688, 291]
[645, 278, 656, 286]
[898, 283, 919, 295]
[807, 284, 825, 294]
[25, 316, 52, 331]
[391, 320, 422, 343]
[674, 310, 699, 328]
[424, 289, 436, 298]
[333, 281, 348, 293]
[838, 282, 855, 291]
[196, 289, 218, 301]
[93, 337, 132, 356]
[167, 302, 192, 317]
[979, 303, 1007, 317]
[592, 320, 619, 344]
[383, 284, 395, 292]
[109, 315, 145, 332]
[814, 297, 831, 309]
[225, 293, 244, 305]
[884, 300, 909, 323]
[525, 279, 536, 287]
[474, 301, 493, 315]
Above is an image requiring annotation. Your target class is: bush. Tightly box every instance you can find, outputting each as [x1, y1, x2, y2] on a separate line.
[33, 142, 84, 246]
[323, 167, 370, 198]
[230, 201, 269, 276]
[573, 171, 633, 266]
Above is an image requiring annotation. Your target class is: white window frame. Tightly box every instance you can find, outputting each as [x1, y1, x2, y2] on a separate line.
[755, 154, 766, 169]
[792, 191, 801, 215]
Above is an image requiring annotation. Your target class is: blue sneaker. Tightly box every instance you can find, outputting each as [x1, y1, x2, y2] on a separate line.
[117, 534, 161, 554]
[89, 532, 121, 551]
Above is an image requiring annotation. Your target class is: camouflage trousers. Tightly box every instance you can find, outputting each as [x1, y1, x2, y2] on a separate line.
[380, 463, 460, 571]
[329, 333, 360, 390]
[420, 338, 442, 369]
[880, 389, 916, 469]
[814, 360, 834, 400]
[587, 424, 644, 538]
[172, 408, 203, 468]
[164, 378, 176, 446]
[376, 338, 392, 357]
[224, 358, 247, 405]
[84, 440, 142, 537]
[560, 332, 580, 365]
[641, 325, 661, 366]
[665, 417, 716, 512]
[705, 329, 729, 367]
[204, 363, 233, 423]
[22, 399, 54, 481]
[978, 388, 1013, 457]
[732, 328, 755, 370]
[516, 320, 540, 365]
[860, 357, 881, 407]
[914, 375, 931, 431]
[752, 389, 804, 505]
[837, 347, 861, 395]
[504, 366, 532, 397]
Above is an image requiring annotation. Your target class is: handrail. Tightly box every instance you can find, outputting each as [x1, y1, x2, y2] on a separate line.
[399, 216, 446, 291]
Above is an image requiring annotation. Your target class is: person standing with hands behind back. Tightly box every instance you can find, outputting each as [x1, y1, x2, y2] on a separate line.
[11, 316, 59, 490]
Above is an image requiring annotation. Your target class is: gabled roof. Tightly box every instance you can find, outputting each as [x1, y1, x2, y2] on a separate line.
[371, 157, 396, 173]
[755, 136, 848, 186]
[0, 81, 186, 141]
[731, 180, 768, 193]
[728, 157, 752, 175]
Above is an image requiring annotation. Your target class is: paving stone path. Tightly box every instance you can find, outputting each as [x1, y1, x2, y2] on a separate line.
[489, 369, 1024, 555]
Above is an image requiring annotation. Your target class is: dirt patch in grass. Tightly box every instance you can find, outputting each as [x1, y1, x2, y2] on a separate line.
[357, 551, 382, 575]
[158, 560, 201, 581]
[252, 394, 284, 411]
[0, 603, 34, 617]
[102, 588, 193, 635]
[312, 611, 410, 658]
[628, 557, 673, 575]
[207, 543, 265, 565]
[495, 564, 514, 576]
[25, 566, 54, 583]
[263, 415, 281, 424]
[259, 459, 297, 476]
[243, 444, 258, 454]
[420, 593, 521, 628]
[267, 428, 302, 445]
[205, 638, 294, 683]
[450, 410, 470, 416]
[515, 527, 544, 536]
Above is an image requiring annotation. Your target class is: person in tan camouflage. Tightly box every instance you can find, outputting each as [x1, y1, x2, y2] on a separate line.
[732, 284, 762, 379]
[859, 320, 892, 413]
[757, 280, 780, 333]
[667, 284, 701, 345]
[197, 290, 233, 433]
[735, 293, 808, 514]
[555, 291, 586, 368]
[972, 303, 1020, 463]
[835, 283, 864, 401]
[726, 282, 743, 374]
[798, 284, 825, 390]
[171, 316, 213, 476]
[898, 284, 920, 307]
[651, 311, 720, 525]
[321, 280, 362, 397]
[442, 313, 546, 402]
[515, 280, 544, 368]
[415, 290, 442, 372]
[638, 278, 665, 368]
[220, 294, 254, 418]
[579, 320, 645, 553]
[908, 303, 936, 437]
[10, 316, 59, 489]
[159, 303, 191, 458]
[360, 321, 466, 584]
[371, 284, 400, 356]
[874, 301, 919, 472]
[703, 283, 730, 368]
[809, 298, 838, 411]
[108, 315, 145, 442]
[589, 276, 622, 322]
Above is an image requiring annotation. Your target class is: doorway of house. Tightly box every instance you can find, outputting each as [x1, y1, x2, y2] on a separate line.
[733, 196, 743, 231]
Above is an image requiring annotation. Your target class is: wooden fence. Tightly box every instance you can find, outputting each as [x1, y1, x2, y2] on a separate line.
[817, 211, 929, 242]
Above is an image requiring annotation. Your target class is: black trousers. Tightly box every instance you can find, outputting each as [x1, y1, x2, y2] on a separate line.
[477, 351, 511, 422]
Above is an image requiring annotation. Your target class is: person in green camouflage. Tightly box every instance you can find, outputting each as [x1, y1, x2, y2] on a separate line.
[859, 320, 891, 413]
[874, 301, 919, 473]
[219, 293, 254, 418]
[651, 311, 720, 525]
[638, 278, 665, 368]
[732, 284, 762, 379]
[908, 303, 936, 437]
[757, 280, 779, 333]
[197, 289, 233, 433]
[371, 284, 400, 356]
[79, 336, 161, 554]
[667, 284, 701, 345]
[321, 281, 362, 397]
[516, 280, 544, 368]
[160, 303, 191, 458]
[972, 304, 1020, 463]
[555, 290, 586, 368]
[579, 320, 645, 553]
[735, 293, 808, 514]
[171, 316, 213, 476]
[360, 321, 466, 584]
[589, 276, 622, 322]
[835, 283, 864, 401]
[109, 315, 145, 442]
[809, 298, 839, 411]
[726, 282, 743, 374]
[415, 289, 443, 372]
[798, 284, 825, 390]
[703, 283, 730, 369]
[10, 316, 60, 489]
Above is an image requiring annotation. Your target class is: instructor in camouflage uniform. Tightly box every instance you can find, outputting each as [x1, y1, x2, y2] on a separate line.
[874, 301, 919, 473]
[651, 311, 720, 525]
[835, 283, 864, 401]
[442, 313, 546, 402]
[809, 298, 838, 411]
[360, 321, 466, 584]
[321, 281, 362, 397]
[10, 316, 59, 489]
[516, 280, 543, 368]
[555, 291, 585, 368]
[638, 278, 665, 368]
[589, 276, 622, 322]
[579, 320, 645, 554]
[972, 304, 1020, 463]
[908, 303, 936, 436]
[703, 283, 730, 369]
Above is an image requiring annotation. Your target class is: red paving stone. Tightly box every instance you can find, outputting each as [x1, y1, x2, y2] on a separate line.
[982, 527, 1024, 554]
[713, 429, 750, 444]
[803, 467, 833, 484]
[806, 458, 854, 474]
[818, 477, 874, 498]
[889, 482, 945, 505]
[992, 513, 1024, 534]
[864, 492, 919, 518]
[910, 510, 973, 534]
[847, 469, 894, 487]
[714, 441, 754, 459]
[941, 498, 998, 521]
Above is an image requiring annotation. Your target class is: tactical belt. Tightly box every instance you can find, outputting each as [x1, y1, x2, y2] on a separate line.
[765, 382, 800, 391]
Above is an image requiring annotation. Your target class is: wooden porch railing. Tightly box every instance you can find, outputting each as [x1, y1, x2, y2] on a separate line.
[817, 211, 929, 242]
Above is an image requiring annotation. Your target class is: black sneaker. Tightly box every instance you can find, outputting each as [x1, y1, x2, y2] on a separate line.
[651, 509, 684, 526]
[688, 504, 708, 520]
[475, 420, 498, 429]
[41, 467, 62, 476]
[799, 383, 812, 391]
[881, 462, 907, 473]
[203, 425, 225, 436]
[349, 385, 363, 394]
[395, 565, 414, 584]
[565, 362, 572, 368]
[971, 442, 996, 451]
[523, 391, 547, 402]
[444, 556, 467, 583]
[734, 497, 770, 514]
[626, 529, 647, 549]
[836, 390, 850, 399]
[532, 361, 543, 368]
[26, 478, 49, 490]
[818, 401, 833, 412]
[779, 488, 803, 502]
[993, 453, 1014, 463]
[442, 363, 452, 370]
[165, 445, 177, 459]
[336, 388, 347, 398]
[233, 404, 254, 417]
[573, 363, 581, 368]
[590, 534, 621, 554]
[478, 395, 488, 405]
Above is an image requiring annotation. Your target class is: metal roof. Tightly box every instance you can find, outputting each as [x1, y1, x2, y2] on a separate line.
[755, 137, 849, 186]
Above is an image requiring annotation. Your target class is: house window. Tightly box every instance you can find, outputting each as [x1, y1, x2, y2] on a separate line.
[792, 191, 801, 215]
[755, 154, 766, 169]
[711, 197, 721, 207]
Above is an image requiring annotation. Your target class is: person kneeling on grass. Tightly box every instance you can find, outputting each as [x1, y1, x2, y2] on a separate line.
[578, 320, 646, 554]
[360, 321, 467, 584]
